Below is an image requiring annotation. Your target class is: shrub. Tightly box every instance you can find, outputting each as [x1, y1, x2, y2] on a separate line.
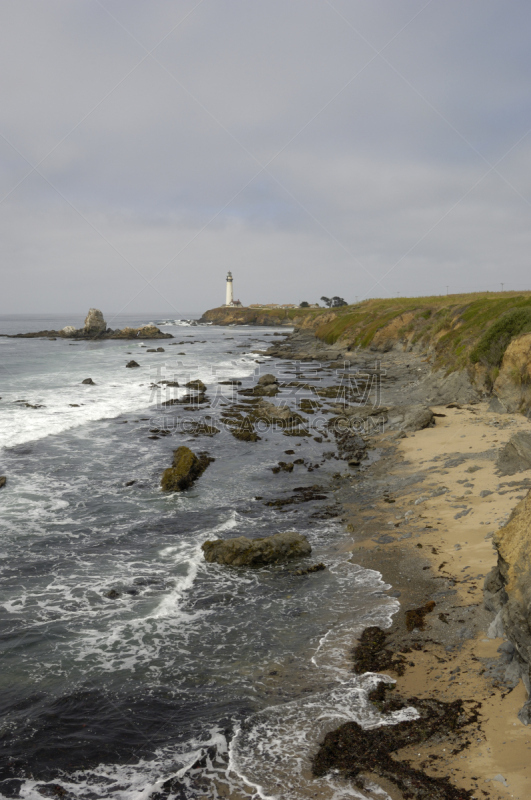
[470, 309, 531, 367]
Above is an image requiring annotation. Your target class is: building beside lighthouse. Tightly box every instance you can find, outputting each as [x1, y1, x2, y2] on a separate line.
[224, 271, 242, 307]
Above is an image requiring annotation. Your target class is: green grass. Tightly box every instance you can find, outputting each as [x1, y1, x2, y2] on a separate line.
[304, 291, 531, 372]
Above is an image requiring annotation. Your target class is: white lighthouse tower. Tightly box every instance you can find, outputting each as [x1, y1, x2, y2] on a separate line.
[225, 271, 234, 306]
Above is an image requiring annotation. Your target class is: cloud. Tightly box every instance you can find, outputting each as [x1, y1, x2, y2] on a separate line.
[1, 0, 531, 313]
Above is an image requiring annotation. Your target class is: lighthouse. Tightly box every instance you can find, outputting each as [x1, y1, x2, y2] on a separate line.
[225, 271, 234, 306]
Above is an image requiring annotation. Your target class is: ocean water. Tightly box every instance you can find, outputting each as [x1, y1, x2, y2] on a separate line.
[0, 314, 402, 800]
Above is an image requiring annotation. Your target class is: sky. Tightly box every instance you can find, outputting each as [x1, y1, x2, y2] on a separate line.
[1, 0, 531, 315]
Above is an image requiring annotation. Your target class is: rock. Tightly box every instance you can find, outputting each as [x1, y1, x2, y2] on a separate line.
[62, 326, 76, 335]
[161, 446, 214, 492]
[185, 379, 207, 392]
[257, 373, 278, 386]
[408, 368, 480, 405]
[84, 308, 107, 336]
[493, 333, 531, 414]
[386, 404, 434, 432]
[486, 489, 531, 719]
[0, 476, 6, 489]
[82, 378, 95, 385]
[252, 383, 279, 397]
[126, 360, 140, 368]
[497, 432, 531, 475]
[202, 530, 311, 567]
[488, 395, 508, 413]
[105, 589, 121, 599]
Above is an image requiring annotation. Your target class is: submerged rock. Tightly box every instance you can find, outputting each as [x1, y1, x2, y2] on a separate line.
[202, 530, 311, 567]
[161, 446, 213, 492]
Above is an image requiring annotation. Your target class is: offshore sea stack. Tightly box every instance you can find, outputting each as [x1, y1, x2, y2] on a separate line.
[202, 531, 311, 567]
[161, 446, 213, 492]
[6, 308, 173, 340]
[84, 308, 107, 335]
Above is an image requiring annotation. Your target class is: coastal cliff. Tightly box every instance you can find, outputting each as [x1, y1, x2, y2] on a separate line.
[204, 292, 531, 413]
[485, 490, 531, 723]
[200, 306, 319, 327]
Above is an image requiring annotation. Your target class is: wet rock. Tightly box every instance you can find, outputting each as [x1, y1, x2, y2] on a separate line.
[161, 446, 214, 492]
[0, 476, 6, 489]
[126, 360, 140, 368]
[185, 379, 207, 392]
[405, 601, 436, 631]
[497, 431, 531, 475]
[81, 378, 95, 385]
[312, 680, 478, 800]
[271, 461, 294, 473]
[105, 589, 121, 599]
[257, 373, 278, 386]
[292, 562, 326, 576]
[202, 530, 311, 567]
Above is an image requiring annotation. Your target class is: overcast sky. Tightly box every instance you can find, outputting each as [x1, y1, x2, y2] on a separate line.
[1, 1, 531, 315]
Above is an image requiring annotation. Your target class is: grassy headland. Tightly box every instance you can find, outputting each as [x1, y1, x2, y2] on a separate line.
[203, 291, 531, 383]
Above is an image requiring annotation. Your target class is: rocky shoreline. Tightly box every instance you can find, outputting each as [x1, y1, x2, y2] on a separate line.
[245, 328, 531, 799]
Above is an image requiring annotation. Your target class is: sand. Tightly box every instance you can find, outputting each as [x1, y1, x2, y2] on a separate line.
[342, 401, 531, 799]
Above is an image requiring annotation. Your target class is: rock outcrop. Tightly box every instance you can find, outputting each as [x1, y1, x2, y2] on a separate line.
[497, 432, 531, 476]
[161, 446, 213, 492]
[4, 310, 173, 340]
[493, 333, 531, 414]
[484, 489, 531, 723]
[84, 308, 106, 335]
[201, 530, 311, 567]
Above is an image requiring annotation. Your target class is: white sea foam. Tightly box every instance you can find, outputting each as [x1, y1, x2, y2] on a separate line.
[229, 674, 417, 800]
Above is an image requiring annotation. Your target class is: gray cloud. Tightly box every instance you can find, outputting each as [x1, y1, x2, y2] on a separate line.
[1, 0, 531, 314]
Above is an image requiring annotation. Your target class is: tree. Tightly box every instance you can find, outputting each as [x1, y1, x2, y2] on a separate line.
[321, 296, 348, 308]
[331, 296, 348, 307]
[299, 301, 310, 308]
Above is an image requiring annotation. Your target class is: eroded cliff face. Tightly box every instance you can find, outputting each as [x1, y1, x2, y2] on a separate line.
[200, 307, 310, 326]
[485, 489, 531, 722]
[493, 333, 531, 413]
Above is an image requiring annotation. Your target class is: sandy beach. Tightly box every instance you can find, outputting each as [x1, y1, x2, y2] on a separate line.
[341, 401, 531, 799]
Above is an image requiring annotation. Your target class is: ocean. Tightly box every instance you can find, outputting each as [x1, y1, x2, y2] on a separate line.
[0, 314, 406, 800]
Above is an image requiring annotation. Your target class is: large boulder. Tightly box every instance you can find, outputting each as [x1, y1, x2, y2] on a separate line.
[84, 308, 106, 336]
[497, 432, 531, 476]
[386, 404, 434, 432]
[161, 446, 213, 492]
[202, 530, 311, 567]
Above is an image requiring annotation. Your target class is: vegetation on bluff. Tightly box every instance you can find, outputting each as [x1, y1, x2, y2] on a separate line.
[203, 292, 531, 378]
